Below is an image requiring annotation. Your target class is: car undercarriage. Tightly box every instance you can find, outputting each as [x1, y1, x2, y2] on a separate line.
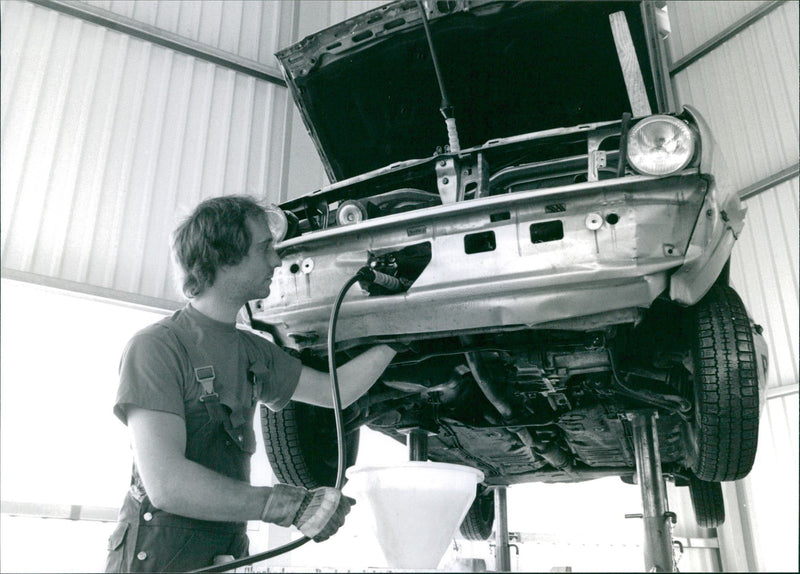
[287, 295, 693, 486]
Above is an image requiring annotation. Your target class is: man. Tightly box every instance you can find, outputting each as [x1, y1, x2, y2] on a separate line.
[106, 195, 396, 572]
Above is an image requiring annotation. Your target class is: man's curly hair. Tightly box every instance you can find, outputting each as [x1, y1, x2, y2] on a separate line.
[172, 195, 268, 298]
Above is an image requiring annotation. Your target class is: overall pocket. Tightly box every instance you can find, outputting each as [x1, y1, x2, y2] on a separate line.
[133, 525, 240, 572]
[103, 522, 129, 573]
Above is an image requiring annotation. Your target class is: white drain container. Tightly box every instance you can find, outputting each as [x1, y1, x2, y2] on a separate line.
[345, 462, 484, 570]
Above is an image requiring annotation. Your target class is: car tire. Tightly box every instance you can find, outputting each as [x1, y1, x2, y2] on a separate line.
[459, 487, 495, 541]
[690, 284, 760, 482]
[259, 401, 360, 489]
[688, 475, 725, 528]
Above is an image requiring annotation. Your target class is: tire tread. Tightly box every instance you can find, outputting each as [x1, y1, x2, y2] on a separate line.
[260, 403, 318, 488]
[692, 285, 760, 482]
[459, 490, 495, 541]
[689, 475, 725, 528]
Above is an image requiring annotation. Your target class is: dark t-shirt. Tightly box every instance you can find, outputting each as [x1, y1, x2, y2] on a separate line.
[114, 304, 302, 453]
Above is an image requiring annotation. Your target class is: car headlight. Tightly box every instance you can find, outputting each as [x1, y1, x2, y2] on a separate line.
[336, 199, 367, 226]
[265, 204, 289, 242]
[626, 115, 696, 176]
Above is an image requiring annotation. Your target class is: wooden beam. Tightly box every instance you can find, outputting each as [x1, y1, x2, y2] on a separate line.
[610, 11, 653, 118]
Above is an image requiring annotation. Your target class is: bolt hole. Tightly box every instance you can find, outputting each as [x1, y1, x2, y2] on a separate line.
[289, 263, 300, 274]
[606, 213, 620, 225]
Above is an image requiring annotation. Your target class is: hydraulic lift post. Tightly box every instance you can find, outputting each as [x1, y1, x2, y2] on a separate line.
[627, 410, 675, 572]
[406, 428, 429, 462]
[493, 486, 512, 571]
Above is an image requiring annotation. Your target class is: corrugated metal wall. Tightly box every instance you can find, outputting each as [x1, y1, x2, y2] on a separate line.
[75, 0, 388, 199]
[732, 180, 799, 390]
[1, 0, 386, 308]
[666, 2, 799, 571]
[669, 1, 798, 194]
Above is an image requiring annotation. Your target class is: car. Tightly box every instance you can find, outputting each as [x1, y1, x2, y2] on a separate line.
[250, 0, 769, 535]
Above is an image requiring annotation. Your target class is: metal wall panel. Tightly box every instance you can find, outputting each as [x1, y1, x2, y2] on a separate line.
[81, 0, 292, 65]
[667, 1, 770, 61]
[80, 0, 386, 65]
[737, 392, 800, 572]
[1, 0, 293, 306]
[732, 179, 800, 390]
[77, 0, 389, 201]
[1, 0, 389, 307]
[669, 1, 799, 193]
[667, 0, 799, 392]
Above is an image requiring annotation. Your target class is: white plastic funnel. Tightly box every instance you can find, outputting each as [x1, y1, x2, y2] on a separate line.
[345, 462, 484, 570]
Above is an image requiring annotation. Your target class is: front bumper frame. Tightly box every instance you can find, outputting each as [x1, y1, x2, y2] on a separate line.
[255, 171, 729, 352]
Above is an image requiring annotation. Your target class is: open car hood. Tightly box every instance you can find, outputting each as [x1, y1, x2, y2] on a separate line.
[276, 0, 663, 183]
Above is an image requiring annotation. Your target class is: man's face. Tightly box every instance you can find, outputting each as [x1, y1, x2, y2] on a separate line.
[223, 215, 282, 302]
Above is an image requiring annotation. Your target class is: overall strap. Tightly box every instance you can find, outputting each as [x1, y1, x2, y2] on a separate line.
[155, 314, 254, 455]
[237, 329, 265, 406]
[157, 316, 217, 402]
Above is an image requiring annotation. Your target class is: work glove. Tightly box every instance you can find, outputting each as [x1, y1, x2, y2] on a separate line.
[261, 484, 355, 542]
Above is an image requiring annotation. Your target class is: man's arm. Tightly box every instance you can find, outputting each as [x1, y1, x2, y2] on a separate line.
[127, 406, 270, 521]
[128, 407, 354, 539]
[291, 344, 396, 408]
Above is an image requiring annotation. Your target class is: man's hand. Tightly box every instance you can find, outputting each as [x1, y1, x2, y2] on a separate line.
[261, 484, 355, 542]
[294, 487, 356, 541]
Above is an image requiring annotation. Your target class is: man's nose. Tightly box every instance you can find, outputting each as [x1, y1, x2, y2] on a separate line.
[268, 249, 282, 268]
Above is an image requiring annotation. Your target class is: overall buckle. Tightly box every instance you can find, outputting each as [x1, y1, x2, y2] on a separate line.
[194, 366, 218, 401]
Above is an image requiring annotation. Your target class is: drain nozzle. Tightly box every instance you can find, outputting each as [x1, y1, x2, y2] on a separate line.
[357, 266, 409, 293]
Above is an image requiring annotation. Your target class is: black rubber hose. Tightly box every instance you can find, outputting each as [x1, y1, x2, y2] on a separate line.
[193, 273, 362, 572]
[327, 274, 363, 487]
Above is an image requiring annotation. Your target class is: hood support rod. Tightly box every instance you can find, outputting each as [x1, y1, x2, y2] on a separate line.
[416, 0, 461, 153]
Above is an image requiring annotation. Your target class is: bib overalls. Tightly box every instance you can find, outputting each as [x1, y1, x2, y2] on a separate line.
[105, 318, 268, 572]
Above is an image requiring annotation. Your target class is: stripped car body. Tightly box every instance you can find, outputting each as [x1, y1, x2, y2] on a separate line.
[253, 0, 767, 530]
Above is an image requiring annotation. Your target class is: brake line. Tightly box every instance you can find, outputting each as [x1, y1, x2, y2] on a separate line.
[193, 272, 365, 572]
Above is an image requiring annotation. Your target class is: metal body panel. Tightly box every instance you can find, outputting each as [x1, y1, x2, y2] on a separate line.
[259, 173, 720, 351]
[668, 106, 746, 304]
[271, 0, 391, 199]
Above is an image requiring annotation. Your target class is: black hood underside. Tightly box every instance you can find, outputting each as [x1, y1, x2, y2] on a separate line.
[277, 1, 658, 182]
